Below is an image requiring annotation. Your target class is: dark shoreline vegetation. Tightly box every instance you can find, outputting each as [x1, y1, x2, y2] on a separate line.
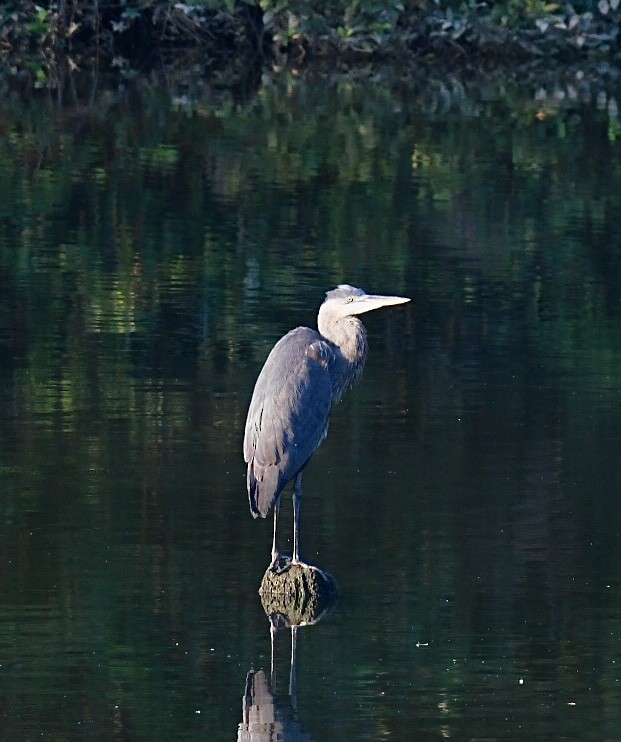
[1, 0, 621, 91]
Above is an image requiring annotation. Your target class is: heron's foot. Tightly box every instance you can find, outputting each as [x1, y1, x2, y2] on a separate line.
[268, 554, 293, 575]
[268, 555, 330, 579]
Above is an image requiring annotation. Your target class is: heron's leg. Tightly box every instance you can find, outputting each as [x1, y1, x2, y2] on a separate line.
[289, 625, 298, 710]
[270, 502, 280, 566]
[291, 474, 331, 581]
[292, 473, 302, 564]
[270, 617, 277, 685]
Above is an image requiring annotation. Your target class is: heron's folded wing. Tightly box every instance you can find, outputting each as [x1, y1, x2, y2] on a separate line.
[244, 328, 334, 507]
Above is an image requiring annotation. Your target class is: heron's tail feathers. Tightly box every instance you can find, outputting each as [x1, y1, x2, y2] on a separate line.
[247, 461, 280, 518]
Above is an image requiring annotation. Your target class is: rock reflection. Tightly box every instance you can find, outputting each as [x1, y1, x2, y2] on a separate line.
[238, 591, 337, 742]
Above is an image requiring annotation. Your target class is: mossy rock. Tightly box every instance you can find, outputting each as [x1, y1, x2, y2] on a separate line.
[259, 557, 338, 626]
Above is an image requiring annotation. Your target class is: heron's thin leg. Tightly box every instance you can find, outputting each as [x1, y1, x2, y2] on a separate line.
[271, 502, 279, 565]
[292, 473, 302, 563]
[270, 618, 277, 685]
[289, 625, 298, 710]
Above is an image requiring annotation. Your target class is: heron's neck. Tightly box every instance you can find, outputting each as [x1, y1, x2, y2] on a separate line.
[317, 310, 368, 401]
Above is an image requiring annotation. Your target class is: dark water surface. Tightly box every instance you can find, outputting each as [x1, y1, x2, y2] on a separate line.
[1, 72, 621, 740]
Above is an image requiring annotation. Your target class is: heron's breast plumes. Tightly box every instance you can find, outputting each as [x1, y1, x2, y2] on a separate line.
[318, 314, 368, 403]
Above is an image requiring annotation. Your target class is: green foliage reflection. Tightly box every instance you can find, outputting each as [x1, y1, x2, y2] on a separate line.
[0, 72, 621, 739]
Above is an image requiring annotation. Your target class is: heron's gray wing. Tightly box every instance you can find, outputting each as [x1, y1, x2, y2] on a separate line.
[244, 327, 334, 518]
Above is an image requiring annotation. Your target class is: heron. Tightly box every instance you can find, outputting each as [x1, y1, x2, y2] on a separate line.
[244, 284, 410, 571]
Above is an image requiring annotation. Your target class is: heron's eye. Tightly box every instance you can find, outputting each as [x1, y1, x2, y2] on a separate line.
[347, 296, 354, 303]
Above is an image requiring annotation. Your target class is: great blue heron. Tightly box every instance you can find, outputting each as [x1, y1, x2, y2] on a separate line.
[244, 284, 410, 570]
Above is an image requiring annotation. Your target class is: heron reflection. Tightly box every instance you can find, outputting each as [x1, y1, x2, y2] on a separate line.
[238, 590, 337, 742]
[238, 621, 313, 742]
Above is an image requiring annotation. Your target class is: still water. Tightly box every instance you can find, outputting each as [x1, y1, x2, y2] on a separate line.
[1, 69, 620, 740]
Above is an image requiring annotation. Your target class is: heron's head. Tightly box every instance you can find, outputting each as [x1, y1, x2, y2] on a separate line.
[317, 284, 410, 372]
[322, 284, 410, 319]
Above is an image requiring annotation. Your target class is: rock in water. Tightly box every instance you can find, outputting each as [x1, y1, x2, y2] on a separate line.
[259, 557, 338, 626]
